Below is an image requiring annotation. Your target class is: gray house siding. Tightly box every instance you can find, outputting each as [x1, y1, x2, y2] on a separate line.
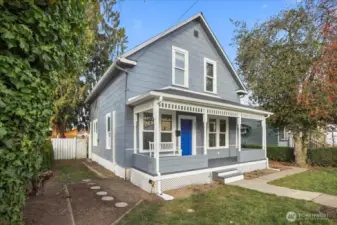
[241, 119, 278, 146]
[125, 20, 241, 102]
[91, 72, 127, 167]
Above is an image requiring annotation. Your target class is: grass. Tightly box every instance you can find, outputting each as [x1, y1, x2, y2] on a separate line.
[119, 185, 336, 225]
[53, 160, 97, 183]
[269, 167, 337, 196]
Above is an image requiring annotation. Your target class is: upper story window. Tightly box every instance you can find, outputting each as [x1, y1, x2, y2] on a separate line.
[204, 57, 217, 93]
[172, 46, 189, 88]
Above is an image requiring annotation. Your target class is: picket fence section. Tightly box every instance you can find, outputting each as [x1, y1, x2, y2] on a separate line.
[51, 138, 87, 160]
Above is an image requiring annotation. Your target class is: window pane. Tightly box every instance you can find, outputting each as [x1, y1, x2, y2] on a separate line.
[175, 68, 185, 85]
[219, 133, 226, 146]
[206, 62, 214, 77]
[209, 119, 216, 132]
[220, 120, 226, 132]
[206, 77, 213, 92]
[209, 133, 216, 147]
[161, 114, 172, 131]
[107, 117, 111, 132]
[143, 112, 154, 130]
[175, 52, 185, 68]
[143, 132, 154, 149]
[161, 133, 172, 142]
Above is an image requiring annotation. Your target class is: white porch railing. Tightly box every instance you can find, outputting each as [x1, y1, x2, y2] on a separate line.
[149, 142, 181, 157]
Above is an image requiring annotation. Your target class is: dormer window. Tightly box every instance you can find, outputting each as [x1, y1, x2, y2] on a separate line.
[204, 57, 217, 93]
[172, 46, 189, 88]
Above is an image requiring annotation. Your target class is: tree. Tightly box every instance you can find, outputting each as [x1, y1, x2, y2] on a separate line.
[232, 0, 337, 167]
[0, 0, 92, 224]
[50, 0, 127, 136]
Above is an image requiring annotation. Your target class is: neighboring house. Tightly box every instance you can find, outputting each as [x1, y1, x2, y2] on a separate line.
[64, 129, 89, 139]
[85, 12, 273, 196]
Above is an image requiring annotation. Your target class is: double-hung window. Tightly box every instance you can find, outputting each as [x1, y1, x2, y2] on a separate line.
[208, 118, 228, 148]
[204, 57, 217, 93]
[106, 113, 111, 149]
[142, 112, 154, 150]
[161, 114, 173, 142]
[93, 119, 98, 146]
[172, 46, 189, 87]
[280, 128, 289, 140]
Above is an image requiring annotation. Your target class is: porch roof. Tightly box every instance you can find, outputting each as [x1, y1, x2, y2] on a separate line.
[128, 88, 273, 117]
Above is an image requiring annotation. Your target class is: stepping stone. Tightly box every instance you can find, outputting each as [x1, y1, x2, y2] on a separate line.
[90, 186, 101, 190]
[96, 191, 107, 196]
[87, 182, 96, 185]
[115, 202, 128, 208]
[82, 179, 91, 182]
[187, 209, 195, 213]
[102, 196, 114, 201]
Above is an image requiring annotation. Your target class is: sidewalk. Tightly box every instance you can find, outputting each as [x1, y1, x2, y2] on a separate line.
[230, 167, 337, 208]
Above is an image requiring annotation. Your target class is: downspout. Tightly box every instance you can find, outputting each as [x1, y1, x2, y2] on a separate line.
[121, 66, 129, 180]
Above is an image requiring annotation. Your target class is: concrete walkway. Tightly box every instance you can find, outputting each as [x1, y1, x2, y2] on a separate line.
[230, 167, 337, 208]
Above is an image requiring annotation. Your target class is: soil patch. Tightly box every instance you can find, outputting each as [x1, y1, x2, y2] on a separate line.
[268, 160, 293, 171]
[24, 177, 71, 225]
[166, 182, 223, 199]
[319, 205, 337, 222]
[244, 169, 277, 180]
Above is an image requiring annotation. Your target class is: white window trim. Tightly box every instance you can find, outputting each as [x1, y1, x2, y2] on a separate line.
[139, 111, 176, 152]
[204, 57, 217, 94]
[105, 113, 111, 150]
[93, 119, 98, 147]
[172, 46, 189, 88]
[280, 127, 289, 141]
[207, 116, 229, 149]
[178, 115, 197, 155]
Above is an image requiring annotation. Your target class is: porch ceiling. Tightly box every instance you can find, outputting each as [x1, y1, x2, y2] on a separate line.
[128, 88, 273, 118]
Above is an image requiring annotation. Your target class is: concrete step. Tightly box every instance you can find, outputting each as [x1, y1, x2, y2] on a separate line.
[212, 170, 244, 184]
[216, 168, 239, 177]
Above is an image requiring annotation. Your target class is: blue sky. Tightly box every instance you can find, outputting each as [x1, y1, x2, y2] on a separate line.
[118, 0, 300, 63]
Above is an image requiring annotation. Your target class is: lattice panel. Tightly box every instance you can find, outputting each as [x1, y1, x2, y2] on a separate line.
[160, 172, 212, 191]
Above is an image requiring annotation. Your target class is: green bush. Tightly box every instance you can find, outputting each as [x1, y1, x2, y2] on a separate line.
[267, 146, 295, 162]
[242, 144, 295, 162]
[308, 148, 337, 167]
[40, 139, 54, 171]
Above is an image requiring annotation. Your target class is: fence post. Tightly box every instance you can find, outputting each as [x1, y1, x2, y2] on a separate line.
[75, 137, 77, 159]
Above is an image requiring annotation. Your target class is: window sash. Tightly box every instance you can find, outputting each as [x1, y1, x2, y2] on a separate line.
[93, 119, 98, 146]
[208, 118, 228, 148]
[172, 46, 188, 87]
[204, 58, 216, 93]
[106, 114, 111, 149]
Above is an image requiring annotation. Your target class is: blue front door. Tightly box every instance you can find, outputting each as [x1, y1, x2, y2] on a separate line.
[181, 119, 192, 156]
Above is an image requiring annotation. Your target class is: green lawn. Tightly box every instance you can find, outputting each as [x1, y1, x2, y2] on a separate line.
[53, 160, 97, 183]
[120, 186, 335, 225]
[269, 168, 337, 196]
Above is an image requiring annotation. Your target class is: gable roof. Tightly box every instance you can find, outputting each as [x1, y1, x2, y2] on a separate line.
[86, 12, 247, 103]
[122, 12, 246, 91]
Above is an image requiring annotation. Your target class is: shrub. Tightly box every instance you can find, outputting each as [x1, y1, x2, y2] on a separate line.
[267, 146, 295, 162]
[40, 139, 54, 171]
[308, 148, 337, 167]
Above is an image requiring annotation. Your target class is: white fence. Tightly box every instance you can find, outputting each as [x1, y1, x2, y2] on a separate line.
[51, 138, 87, 160]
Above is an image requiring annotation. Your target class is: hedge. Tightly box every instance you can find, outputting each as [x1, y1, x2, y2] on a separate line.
[308, 148, 337, 167]
[243, 144, 337, 166]
[40, 139, 54, 171]
[242, 144, 294, 162]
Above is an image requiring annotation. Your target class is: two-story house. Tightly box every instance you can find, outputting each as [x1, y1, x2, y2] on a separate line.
[85, 12, 273, 197]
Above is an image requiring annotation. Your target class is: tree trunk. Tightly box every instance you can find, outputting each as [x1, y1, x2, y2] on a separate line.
[52, 123, 66, 138]
[293, 132, 309, 167]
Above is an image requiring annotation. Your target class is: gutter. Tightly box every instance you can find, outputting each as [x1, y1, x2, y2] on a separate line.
[85, 57, 137, 103]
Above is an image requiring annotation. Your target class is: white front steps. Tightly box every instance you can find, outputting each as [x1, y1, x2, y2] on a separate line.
[212, 169, 244, 184]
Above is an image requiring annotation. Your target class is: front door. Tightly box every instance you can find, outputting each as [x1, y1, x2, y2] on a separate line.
[181, 119, 192, 156]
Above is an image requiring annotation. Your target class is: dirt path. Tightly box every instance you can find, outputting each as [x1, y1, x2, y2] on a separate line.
[24, 160, 159, 225]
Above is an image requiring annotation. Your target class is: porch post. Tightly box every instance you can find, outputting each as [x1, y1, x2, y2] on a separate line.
[203, 110, 208, 155]
[262, 118, 267, 157]
[133, 113, 137, 154]
[238, 114, 242, 152]
[153, 98, 161, 193]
